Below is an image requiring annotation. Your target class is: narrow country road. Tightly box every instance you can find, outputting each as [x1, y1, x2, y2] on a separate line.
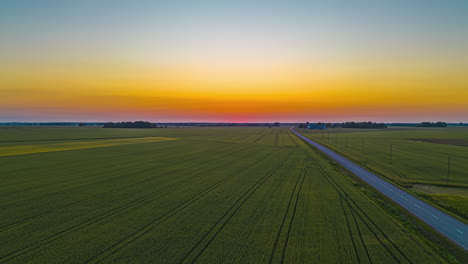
[291, 128, 468, 250]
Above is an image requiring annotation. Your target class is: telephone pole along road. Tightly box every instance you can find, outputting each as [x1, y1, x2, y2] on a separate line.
[291, 128, 468, 250]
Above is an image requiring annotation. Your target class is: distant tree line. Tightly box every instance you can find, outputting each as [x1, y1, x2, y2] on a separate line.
[340, 122, 387, 129]
[416, 122, 447, 127]
[298, 121, 386, 129]
[152, 123, 275, 127]
[388, 123, 418, 127]
[103, 121, 158, 128]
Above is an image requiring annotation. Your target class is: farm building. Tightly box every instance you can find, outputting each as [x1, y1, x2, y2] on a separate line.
[307, 123, 327, 130]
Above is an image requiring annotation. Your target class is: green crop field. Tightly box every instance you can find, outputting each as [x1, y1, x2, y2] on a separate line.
[298, 126, 468, 221]
[0, 127, 459, 263]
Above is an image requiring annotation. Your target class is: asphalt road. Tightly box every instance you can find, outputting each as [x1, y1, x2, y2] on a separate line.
[291, 128, 468, 250]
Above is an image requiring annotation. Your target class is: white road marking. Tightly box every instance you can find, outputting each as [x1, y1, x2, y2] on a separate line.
[456, 229, 463, 234]
[432, 215, 439, 220]
[414, 203, 421, 208]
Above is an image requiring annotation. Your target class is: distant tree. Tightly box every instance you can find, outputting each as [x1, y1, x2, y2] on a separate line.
[78, 123, 86, 127]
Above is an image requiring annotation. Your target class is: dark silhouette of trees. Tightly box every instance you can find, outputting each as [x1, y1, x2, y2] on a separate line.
[300, 121, 388, 129]
[416, 122, 447, 127]
[340, 122, 387, 129]
[103, 121, 158, 128]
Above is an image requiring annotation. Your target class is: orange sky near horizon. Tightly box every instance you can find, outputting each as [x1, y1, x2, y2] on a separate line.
[1, 1, 467, 122]
[2, 61, 467, 122]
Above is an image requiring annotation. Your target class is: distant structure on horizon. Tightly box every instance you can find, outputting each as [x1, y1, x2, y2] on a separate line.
[307, 123, 327, 130]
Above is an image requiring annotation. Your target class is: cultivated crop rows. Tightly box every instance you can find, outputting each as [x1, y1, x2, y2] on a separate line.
[299, 128, 468, 186]
[299, 127, 468, 222]
[0, 127, 453, 263]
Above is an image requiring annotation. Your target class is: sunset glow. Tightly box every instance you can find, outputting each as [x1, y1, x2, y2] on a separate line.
[1, 1, 467, 122]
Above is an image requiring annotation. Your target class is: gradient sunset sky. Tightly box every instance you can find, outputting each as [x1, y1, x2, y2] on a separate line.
[1, 0, 467, 122]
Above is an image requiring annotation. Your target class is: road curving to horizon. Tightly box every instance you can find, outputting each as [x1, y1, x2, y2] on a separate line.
[291, 128, 468, 250]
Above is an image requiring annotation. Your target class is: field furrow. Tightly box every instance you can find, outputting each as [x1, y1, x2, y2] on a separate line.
[0, 127, 458, 263]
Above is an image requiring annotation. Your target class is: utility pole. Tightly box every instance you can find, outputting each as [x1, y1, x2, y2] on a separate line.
[389, 144, 393, 164]
[447, 154, 451, 184]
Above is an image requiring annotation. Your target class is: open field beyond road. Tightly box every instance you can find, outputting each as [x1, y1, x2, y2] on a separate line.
[298, 127, 468, 222]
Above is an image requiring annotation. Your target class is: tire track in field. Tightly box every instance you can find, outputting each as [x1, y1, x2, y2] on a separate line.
[304, 150, 413, 264]
[0, 142, 181, 197]
[83, 150, 286, 264]
[279, 167, 306, 264]
[0, 147, 248, 233]
[287, 132, 300, 148]
[0, 145, 161, 189]
[0, 142, 228, 209]
[305, 150, 402, 263]
[348, 203, 373, 263]
[338, 197, 362, 263]
[342, 193, 415, 264]
[0, 148, 266, 263]
[234, 134, 251, 142]
[253, 130, 269, 144]
[0, 143, 236, 210]
[178, 151, 294, 264]
[343, 190, 411, 264]
[268, 164, 305, 264]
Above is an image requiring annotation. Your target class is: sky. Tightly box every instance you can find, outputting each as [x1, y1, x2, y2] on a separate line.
[1, 0, 467, 123]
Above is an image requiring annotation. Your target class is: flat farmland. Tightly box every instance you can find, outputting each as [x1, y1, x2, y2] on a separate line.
[0, 127, 457, 263]
[298, 127, 468, 221]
